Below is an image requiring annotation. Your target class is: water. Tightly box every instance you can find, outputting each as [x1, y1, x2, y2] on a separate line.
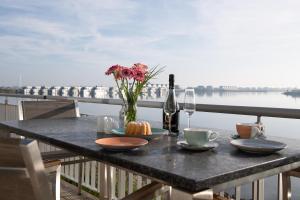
[1, 92, 300, 199]
[78, 92, 300, 139]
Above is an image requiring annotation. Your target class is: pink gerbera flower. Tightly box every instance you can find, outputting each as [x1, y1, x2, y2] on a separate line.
[132, 63, 148, 72]
[121, 67, 134, 79]
[133, 68, 145, 82]
[105, 65, 121, 75]
[114, 66, 123, 80]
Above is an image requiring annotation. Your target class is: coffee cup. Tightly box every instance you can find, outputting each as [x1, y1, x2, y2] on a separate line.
[183, 128, 218, 146]
[236, 123, 264, 139]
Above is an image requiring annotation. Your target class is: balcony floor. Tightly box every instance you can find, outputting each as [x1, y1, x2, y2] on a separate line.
[61, 181, 97, 200]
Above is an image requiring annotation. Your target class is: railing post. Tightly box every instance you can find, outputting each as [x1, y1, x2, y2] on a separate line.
[4, 96, 8, 120]
[256, 116, 262, 124]
[99, 162, 109, 200]
[282, 172, 291, 200]
[235, 186, 241, 200]
[252, 181, 257, 200]
[77, 157, 83, 195]
[278, 173, 283, 200]
[253, 179, 265, 200]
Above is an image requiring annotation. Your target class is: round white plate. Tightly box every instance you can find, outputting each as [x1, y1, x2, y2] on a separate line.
[230, 139, 287, 154]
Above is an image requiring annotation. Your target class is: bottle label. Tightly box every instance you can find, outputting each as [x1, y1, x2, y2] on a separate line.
[163, 110, 180, 132]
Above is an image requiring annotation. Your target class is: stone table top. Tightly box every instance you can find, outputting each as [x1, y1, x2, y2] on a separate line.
[1, 116, 300, 193]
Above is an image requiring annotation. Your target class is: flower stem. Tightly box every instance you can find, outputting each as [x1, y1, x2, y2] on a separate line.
[114, 78, 126, 105]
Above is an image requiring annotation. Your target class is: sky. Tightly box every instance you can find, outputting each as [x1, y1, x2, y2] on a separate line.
[0, 0, 300, 88]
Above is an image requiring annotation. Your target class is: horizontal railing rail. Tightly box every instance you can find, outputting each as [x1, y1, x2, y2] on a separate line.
[1, 93, 300, 121]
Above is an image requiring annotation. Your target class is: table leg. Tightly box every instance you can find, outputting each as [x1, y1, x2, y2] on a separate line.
[170, 188, 213, 200]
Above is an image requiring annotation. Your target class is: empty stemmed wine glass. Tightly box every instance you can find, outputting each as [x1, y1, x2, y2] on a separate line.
[184, 88, 195, 128]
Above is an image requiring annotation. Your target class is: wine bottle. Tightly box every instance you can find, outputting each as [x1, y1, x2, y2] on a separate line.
[163, 74, 180, 133]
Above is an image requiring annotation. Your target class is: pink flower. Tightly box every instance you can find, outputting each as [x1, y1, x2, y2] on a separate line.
[105, 65, 121, 75]
[121, 67, 134, 79]
[105, 63, 150, 82]
[105, 64, 124, 80]
[114, 67, 123, 80]
[133, 68, 145, 82]
[132, 63, 148, 72]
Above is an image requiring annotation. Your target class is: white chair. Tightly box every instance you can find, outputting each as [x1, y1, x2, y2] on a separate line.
[0, 137, 54, 200]
[18, 100, 85, 196]
[18, 99, 80, 120]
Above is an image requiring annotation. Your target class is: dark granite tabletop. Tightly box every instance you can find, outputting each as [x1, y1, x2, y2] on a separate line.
[1, 116, 300, 193]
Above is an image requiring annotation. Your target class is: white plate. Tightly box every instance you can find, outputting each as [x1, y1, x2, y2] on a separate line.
[177, 141, 218, 151]
[230, 139, 287, 154]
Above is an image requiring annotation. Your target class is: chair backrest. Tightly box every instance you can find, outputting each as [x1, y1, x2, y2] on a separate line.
[19, 100, 80, 120]
[0, 138, 53, 200]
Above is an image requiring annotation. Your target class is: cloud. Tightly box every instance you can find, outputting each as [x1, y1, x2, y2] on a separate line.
[0, 0, 300, 86]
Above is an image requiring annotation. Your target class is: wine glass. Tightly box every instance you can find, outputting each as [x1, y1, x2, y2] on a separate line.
[163, 88, 177, 136]
[184, 88, 195, 128]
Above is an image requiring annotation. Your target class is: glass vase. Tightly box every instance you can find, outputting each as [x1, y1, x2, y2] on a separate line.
[123, 101, 137, 127]
[119, 105, 125, 129]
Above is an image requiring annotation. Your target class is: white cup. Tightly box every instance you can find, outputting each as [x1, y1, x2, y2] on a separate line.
[183, 128, 218, 146]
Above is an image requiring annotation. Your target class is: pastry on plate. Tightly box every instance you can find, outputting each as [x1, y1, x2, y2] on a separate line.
[126, 121, 152, 135]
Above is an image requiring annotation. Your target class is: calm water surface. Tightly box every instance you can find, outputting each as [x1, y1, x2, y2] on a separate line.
[78, 92, 300, 139]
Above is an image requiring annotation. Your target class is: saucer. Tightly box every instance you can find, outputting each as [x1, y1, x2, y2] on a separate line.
[177, 141, 218, 151]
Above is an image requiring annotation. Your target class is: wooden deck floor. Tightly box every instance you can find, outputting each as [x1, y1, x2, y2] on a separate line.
[61, 181, 98, 200]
